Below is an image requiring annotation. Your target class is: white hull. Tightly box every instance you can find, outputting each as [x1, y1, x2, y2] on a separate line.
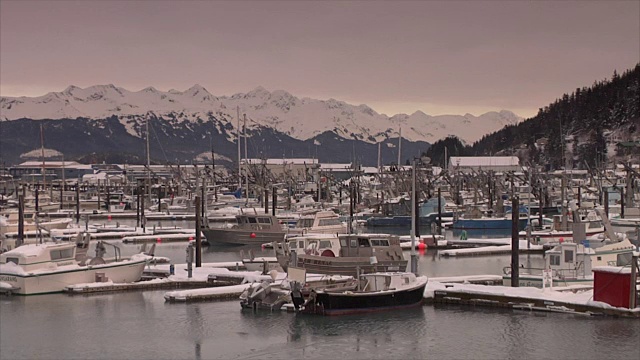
[502, 275, 593, 288]
[1, 218, 73, 234]
[0, 259, 147, 295]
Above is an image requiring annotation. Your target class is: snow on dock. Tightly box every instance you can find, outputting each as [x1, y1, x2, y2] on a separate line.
[439, 240, 544, 257]
[424, 281, 640, 318]
[121, 232, 204, 244]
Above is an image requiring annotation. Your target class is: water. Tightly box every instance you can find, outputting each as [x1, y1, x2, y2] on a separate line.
[2, 222, 639, 359]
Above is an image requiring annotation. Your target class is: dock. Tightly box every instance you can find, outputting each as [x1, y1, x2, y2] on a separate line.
[424, 281, 640, 318]
[439, 240, 545, 257]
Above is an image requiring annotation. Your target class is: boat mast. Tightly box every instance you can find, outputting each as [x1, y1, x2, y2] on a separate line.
[146, 117, 151, 200]
[237, 106, 241, 191]
[40, 124, 46, 190]
[377, 142, 381, 171]
[243, 113, 248, 205]
[397, 126, 402, 166]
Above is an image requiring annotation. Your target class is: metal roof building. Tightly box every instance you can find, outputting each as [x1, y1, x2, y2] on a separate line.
[448, 156, 521, 173]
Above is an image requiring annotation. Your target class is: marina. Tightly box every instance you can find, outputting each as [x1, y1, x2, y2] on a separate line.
[1, 2, 639, 358]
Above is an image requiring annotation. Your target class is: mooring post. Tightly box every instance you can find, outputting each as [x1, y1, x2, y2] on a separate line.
[186, 243, 194, 278]
[18, 189, 24, 247]
[195, 196, 202, 268]
[511, 196, 520, 287]
[630, 254, 638, 309]
[272, 187, 277, 216]
[437, 187, 442, 235]
[75, 184, 80, 224]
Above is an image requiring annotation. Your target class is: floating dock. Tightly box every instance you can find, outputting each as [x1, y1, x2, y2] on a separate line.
[424, 281, 640, 318]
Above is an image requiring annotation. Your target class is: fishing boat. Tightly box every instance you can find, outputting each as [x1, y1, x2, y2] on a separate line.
[502, 239, 636, 288]
[0, 241, 149, 295]
[301, 272, 428, 316]
[201, 213, 286, 246]
[273, 233, 407, 277]
[287, 210, 347, 235]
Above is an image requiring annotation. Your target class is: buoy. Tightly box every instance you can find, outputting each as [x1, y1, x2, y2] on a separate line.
[250, 233, 257, 239]
[418, 242, 426, 250]
[189, 236, 194, 241]
[157, 237, 162, 243]
[108, 215, 112, 221]
[559, 237, 564, 243]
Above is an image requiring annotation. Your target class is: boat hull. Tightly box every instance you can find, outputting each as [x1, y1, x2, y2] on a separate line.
[202, 228, 285, 246]
[0, 259, 147, 295]
[502, 275, 593, 288]
[452, 218, 529, 230]
[303, 281, 426, 315]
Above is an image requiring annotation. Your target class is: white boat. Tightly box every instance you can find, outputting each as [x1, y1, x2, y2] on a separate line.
[0, 242, 150, 295]
[502, 238, 637, 288]
[0, 214, 73, 235]
[287, 210, 347, 236]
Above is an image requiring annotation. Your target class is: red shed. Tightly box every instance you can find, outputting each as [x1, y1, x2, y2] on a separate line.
[592, 266, 634, 309]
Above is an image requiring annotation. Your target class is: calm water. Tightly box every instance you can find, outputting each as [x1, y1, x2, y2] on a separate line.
[2, 222, 639, 359]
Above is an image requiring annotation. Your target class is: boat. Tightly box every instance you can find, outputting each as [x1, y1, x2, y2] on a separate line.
[239, 273, 357, 311]
[0, 213, 73, 235]
[0, 241, 150, 295]
[523, 213, 605, 245]
[273, 233, 408, 277]
[201, 213, 286, 246]
[502, 238, 637, 288]
[301, 272, 428, 316]
[287, 210, 347, 235]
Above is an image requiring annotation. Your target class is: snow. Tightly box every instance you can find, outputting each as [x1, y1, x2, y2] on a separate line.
[439, 240, 544, 256]
[1, 85, 523, 144]
[423, 281, 639, 312]
[0, 262, 26, 275]
[164, 284, 251, 301]
[0, 282, 15, 289]
[592, 266, 633, 274]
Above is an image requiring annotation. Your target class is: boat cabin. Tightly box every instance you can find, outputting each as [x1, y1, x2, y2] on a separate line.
[289, 211, 347, 235]
[234, 214, 282, 231]
[360, 272, 418, 292]
[0, 243, 77, 272]
[338, 234, 403, 259]
[545, 242, 594, 280]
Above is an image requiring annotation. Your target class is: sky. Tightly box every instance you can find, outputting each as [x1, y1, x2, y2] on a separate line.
[1, 1, 638, 119]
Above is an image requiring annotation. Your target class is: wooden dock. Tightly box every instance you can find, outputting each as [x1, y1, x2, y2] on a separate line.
[428, 286, 640, 318]
[64, 279, 210, 294]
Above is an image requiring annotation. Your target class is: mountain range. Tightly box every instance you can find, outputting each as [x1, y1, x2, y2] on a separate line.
[0, 85, 522, 166]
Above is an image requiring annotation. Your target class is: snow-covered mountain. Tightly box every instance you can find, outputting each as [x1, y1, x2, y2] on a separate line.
[0, 85, 522, 144]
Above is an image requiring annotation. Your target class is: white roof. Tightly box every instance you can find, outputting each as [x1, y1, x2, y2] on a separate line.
[242, 158, 318, 165]
[449, 156, 520, 167]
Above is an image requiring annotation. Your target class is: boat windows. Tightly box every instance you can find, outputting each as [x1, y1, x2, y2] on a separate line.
[257, 217, 272, 224]
[5, 257, 19, 265]
[617, 252, 633, 266]
[289, 241, 297, 249]
[319, 218, 341, 226]
[550, 254, 561, 266]
[296, 219, 314, 228]
[50, 248, 74, 261]
[350, 239, 357, 248]
[564, 250, 574, 263]
[358, 238, 370, 247]
[248, 217, 258, 224]
[319, 240, 332, 249]
[588, 221, 602, 229]
[298, 240, 305, 249]
[370, 239, 390, 247]
[340, 239, 348, 248]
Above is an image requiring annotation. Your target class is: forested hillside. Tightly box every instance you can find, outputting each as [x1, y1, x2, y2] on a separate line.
[427, 64, 640, 169]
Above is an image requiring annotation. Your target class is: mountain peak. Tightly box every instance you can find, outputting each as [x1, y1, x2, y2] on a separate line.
[247, 86, 271, 98]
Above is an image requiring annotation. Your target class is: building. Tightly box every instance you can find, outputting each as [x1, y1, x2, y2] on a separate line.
[9, 161, 94, 181]
[448, 156, 521, 174]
